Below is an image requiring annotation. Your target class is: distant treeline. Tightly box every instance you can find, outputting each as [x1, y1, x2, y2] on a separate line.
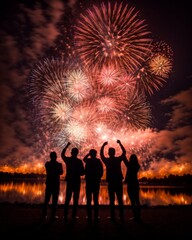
[139, 174, 192, 186]
[0, 172, 46, 181]
[0, 171, 192, 186]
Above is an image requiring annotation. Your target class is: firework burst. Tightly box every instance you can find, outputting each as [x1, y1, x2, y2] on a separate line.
[74, 1, 152, 72]
[65, 119, 89, 144]
[99, 64, 122, 86]
[51, 101, 71, 123]
[27, 1, 173, 163]
[134, 40, 173, 95]
[28, 57, 66, 103]
[122, 92, 152, 130]
[149, 41, 173, 78]
[149, 54, 172, 78]
[66, 68, 92, 102]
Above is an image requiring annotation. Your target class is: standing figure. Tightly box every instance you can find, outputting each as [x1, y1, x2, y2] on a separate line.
[123, 154, 141, 222]
[42, 151, 63, 221]
[83, 149, 103, 222]
[100, 140, 126, 221]
[61, 142, 85, 221]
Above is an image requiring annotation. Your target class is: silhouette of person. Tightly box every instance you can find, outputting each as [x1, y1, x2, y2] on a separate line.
[100, 140, 126, 221]
[83, 149, 103, 222]
[42, 151, 63, 221]
[61, 142, 85, 221]
[123, 154, 141, 222]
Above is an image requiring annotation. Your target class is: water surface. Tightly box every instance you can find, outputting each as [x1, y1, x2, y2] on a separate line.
[0, 180, 191, 206]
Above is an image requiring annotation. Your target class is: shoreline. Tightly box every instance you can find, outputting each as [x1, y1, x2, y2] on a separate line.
[0, 201, 192, 207]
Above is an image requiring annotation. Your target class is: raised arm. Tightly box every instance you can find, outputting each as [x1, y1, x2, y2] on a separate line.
[117, 140, 126, 156]
[100, 141, 108, 164]
[61, 142, 70, 161]
[117, 139, 128, 164]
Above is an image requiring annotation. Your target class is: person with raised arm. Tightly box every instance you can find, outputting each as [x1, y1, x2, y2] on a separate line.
[100, 140, 126, 221]
[61, 142, 85, 221]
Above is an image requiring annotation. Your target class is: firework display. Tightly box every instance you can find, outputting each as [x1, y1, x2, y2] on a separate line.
[28, 1, 173, 159]
[74, 1, 152, 73]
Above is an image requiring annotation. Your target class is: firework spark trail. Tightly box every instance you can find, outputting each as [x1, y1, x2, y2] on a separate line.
[135, 65, 167, 96]
[115, 74, 136, 92]
[120, 91, 152, 130]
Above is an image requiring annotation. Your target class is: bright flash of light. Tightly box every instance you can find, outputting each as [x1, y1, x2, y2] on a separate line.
[99, 65, 122, 86]
[66, 68, 91, 102]
[50, 101, 71, 123]
[65, 120, 88, 143]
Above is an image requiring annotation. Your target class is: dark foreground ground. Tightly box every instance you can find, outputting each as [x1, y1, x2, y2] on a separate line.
[0, 203, 191, 240]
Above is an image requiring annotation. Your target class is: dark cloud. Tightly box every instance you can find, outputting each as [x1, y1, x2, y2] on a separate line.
[142, 88, 192, 176]
[162, 87, 192, 128]
[0, 0, 65, 168]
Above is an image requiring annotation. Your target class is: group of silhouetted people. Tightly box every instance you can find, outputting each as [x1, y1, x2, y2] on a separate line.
[42, 140, 141, 223]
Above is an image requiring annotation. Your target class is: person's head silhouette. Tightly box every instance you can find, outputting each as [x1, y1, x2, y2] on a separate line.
[50, 151, 57, 161]
[89, 149, 97, 157]
[108, 147, 115, 157]
[130, 154, 138, 165]
[71, 147, 79, 157]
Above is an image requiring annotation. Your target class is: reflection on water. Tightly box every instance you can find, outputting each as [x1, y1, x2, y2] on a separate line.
[0, 180, 192, 206]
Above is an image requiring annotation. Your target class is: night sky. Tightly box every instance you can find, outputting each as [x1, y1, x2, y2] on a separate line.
[0, 0, 192, 177]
